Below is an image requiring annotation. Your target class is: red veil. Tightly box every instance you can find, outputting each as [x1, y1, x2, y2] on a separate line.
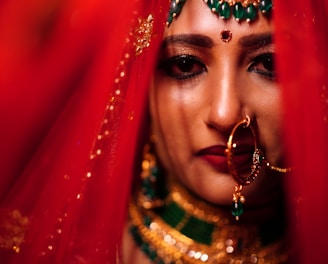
[0, 0, 327, 263]
[275, 0, 328, 263]
[0, 0, 166, 262]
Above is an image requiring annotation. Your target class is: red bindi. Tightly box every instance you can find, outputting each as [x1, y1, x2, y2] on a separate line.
[220, 30, 232, 43]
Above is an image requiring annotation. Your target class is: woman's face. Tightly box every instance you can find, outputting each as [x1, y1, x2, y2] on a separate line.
[150, 0, 284, 206]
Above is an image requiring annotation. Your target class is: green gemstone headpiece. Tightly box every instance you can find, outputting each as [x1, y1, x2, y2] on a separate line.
[167, 0, 273, 26]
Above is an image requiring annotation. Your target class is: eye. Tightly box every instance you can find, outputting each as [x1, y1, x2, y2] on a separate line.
[248, 53, 275, 80]
[159, 54, 207, 80]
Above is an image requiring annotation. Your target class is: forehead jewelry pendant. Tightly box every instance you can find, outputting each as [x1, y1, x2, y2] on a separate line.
[220, 30, 232, 42]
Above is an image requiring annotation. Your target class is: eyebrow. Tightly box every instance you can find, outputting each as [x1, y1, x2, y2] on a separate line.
[161, 34, 214, 49]
[238, 33, 273, 48]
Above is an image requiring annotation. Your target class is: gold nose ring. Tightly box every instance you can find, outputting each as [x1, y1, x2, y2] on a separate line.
[226, 115, 292, 220]
[225, 115, 261, 186]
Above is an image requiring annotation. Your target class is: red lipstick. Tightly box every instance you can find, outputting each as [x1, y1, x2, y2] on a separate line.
[198, 144, 255, 173]
[197, 145, 229, 172]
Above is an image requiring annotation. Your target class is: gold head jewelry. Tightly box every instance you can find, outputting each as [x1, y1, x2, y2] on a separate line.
[225, 115, 292, 220]
[167, 0, 273, 26]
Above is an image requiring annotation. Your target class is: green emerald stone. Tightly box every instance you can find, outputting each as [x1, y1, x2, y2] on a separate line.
[218, 1, 231, 19]
[142, 182, 155, 199]
[167, 15, 173, 25]
[149, 249, 157, 260]
[207, 0, 219, 12]
[259, 154, 265, 163]
[245, 4, 257, 21]
[143, 216, 152, 227]
[233, 2, 245, 21]
[170, 0, 183, 14]
[161, 202, 186, 227]
[259, 0, 272, 13]
[180, 216, 214, 245]
[151, 166, 159, 177]
[141, 243, 150, 254]
[129, 226, 142, 244]
[231, 201, 244, 217]
[167, 0, 187, 25]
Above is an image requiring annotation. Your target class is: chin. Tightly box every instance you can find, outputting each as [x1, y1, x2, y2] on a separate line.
[181, 172, 239, 206]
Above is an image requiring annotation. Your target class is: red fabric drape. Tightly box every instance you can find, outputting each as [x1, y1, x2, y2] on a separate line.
[0, 0, 167, 262]
[275, 0, 328, 263]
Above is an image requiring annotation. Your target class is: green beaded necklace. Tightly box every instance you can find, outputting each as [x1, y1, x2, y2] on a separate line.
[134, 144, 289, 263]
[129, 181, 289, 264]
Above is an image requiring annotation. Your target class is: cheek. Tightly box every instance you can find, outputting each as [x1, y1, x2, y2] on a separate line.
[149, 84, 180, 147]
[251, 90, 283, 161]
[150, 82, 199, 132]
[243, 78, 282, 123]
[149, 84, 197, 164]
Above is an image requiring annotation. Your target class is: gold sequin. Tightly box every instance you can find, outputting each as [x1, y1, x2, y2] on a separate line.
[0, 209, 29, 253]
[134, 14, 154, 56]
[96, 149, 102, 155]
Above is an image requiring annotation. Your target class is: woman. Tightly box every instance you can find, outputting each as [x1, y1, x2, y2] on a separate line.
[0, 0, 327, 263]
[124, 0, 291, 263]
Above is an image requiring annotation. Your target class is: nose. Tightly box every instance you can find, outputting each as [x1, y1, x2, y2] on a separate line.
[205, 66, 244, 133]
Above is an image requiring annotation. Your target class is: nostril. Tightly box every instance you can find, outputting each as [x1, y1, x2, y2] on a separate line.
[206, 110, 245, 135]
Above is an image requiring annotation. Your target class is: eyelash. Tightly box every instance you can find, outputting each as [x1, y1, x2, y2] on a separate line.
[158, 52, 275, 81]
[158, 54, 207, 80]
[248, 53, 275, 80]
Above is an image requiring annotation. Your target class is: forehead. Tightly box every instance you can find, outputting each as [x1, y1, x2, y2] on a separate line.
[165, 0, 274, 40]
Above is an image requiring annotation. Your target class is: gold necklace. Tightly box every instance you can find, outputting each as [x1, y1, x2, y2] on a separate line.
[129, 181, 290, 264]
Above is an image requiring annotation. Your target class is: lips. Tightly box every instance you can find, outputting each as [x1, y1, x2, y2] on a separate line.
[197, 144, 255, 173]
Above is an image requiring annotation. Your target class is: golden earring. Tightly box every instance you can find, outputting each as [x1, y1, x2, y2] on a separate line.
[138, 142, 166, 209]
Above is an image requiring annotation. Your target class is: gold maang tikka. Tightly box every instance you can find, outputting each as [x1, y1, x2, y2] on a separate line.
[167, 0, 273, 26]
